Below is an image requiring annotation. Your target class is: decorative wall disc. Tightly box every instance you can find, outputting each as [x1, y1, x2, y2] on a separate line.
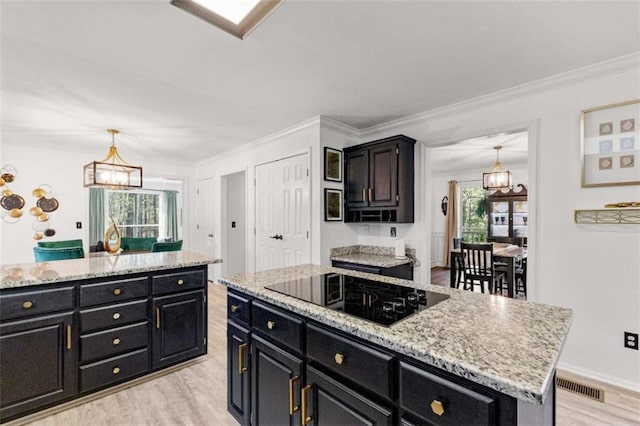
[37, 197, 59, 212]
[1, 194, 25, 210]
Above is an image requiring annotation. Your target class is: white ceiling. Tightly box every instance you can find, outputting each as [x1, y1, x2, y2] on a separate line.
[1, 1, 639, 164]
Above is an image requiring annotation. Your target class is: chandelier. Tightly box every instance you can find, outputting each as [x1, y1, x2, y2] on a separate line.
[83, 129, 143, 190]
[482, 146, 512, 190]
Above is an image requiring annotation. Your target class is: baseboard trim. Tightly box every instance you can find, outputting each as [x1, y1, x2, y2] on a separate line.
[557, 362, 640, 395]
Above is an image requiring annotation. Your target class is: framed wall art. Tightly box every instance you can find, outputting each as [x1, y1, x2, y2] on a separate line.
[581, 99, 640, 187]
[324, 188, 343, 221]
[324, 147, 342, 182]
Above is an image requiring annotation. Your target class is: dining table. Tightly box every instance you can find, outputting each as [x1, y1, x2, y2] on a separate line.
[449, 243, 527, 298]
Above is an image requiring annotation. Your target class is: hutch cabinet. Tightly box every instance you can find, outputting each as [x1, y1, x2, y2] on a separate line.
[486, 184, 528, 243]
[344, 135, 415, 223]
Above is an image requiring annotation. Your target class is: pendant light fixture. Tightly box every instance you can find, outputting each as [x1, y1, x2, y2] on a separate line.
[482, 146, 512, 190]
[83, 129, 143, 189]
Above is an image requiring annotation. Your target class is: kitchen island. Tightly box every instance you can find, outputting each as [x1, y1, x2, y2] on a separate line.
[220, 264, 572, 426]
[0, 251, 221, 423]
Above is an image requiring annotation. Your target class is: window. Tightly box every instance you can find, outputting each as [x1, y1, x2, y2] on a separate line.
[460, 186, 487, 243]
[107, 191, 160, 238]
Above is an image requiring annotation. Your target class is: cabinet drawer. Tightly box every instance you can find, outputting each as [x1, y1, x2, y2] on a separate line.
[307, 323, 394, 399]
[152, 270, 204, 296]
[251, 301, 303, 353]
[80, 300, 148, 332]
[0, 287, 74, 321]
[80, 277, 148, 307]
[227, 292, 250, 325]
[80, 322, 148, 363]
[80, 348, 149, 393]
[399, 361, 496, 426]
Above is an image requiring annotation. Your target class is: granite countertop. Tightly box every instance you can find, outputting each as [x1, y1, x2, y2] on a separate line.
[330, 245, 416, 268]
[219, 264, 572, 405]
[1, 251, 222, 289]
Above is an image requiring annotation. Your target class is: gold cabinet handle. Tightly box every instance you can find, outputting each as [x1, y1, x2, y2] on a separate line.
[334, 353, 345, 365]
[238, 343, 248, 374]
[230, 304, 240, 313]
[431, 399, 445, 416]
[113, 367, 120, 375]
[267, 320, 276, 330]
[66, 325, 72, 350]
[369, 188, 373, 202]
[113, 288, 122, 296]
[362, 188, 367, 202]
[113, 338, 121, 346]
[22, 301, 33, 309]
[113, 312, 121, 320]
[301, 385, 312, 426]
[177, 279, 184, 286]
[156, 307, 160, 329]
[289, 376, 299, 414]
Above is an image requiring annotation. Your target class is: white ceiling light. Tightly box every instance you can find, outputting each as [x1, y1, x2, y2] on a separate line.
[171, 0, 283, 39]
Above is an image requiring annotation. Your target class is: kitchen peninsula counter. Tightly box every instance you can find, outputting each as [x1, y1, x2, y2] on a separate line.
[1, 251, 221, 289]
[219, 264, 572, 406]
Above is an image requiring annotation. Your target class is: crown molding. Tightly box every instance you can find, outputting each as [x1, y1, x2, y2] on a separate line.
[361, 52, 640, 137]
[318, 116, 361, 138]
[197, 116, 321, 165]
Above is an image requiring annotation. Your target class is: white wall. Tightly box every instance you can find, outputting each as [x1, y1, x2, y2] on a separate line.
[0, 142, 195, 264]
[356, 60, 640, 391]
[222, 171, 246, 275]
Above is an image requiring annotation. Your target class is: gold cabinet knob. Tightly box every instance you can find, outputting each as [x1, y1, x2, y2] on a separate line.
[113, 367, 120, 375]
[334, 353, 345, 365]
[113, 338, 121, 346]
[113, 312, 121, 320]
[22, 301, 33, 309]
[177, 279, 184, 286]
[431, 400, 445, 416]
[113, 288, 122, 296]
[230, 304, 240, 313]
[267, 320, 276, 330]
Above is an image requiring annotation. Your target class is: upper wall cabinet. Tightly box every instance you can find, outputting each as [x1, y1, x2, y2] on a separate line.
[344, 135, 415, 223]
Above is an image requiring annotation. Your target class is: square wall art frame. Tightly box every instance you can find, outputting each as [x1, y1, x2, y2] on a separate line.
[324, 188, 343, 221]
[581, 99, 640, 187]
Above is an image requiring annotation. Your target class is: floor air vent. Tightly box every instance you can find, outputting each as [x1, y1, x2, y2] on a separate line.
[556, 376, 605, 402]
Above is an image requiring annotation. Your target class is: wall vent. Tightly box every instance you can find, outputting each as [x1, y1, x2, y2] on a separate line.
[556, 376, 605, 402]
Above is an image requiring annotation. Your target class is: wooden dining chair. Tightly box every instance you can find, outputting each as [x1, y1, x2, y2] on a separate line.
[460, 242, 505, 294]
[452, 238, 465, 289]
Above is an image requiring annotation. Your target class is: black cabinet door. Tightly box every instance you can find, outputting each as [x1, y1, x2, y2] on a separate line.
[305, 365, 393, 426]
[0, 312, 76, 420]
[152, 290, 205, 369]
[368, 143, 398, 207]
[345, 148, 369, 207]
[228, 321, 251, 426]
[252, 334, 303, 426]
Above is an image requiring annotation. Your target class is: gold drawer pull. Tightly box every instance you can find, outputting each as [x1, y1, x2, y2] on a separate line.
[113, 288, 122, 296]
[238, 343, 248, 374]
[22, 301, 33, 309]
[113, 312, 121, 320]
[431, 400, 445, 416]
[177, 279, 184, 286]
[113, 338, 121, 346]
[289, 376, 299, 415]
[156, 307, 161, 329]
[334, 353, 345, 365]
[267, 320, 276, 330]
[112, 367, 120, 375]
[67, 325, 72, 350]
[301, 385, 312, 425]
[230, 304, 240, 313]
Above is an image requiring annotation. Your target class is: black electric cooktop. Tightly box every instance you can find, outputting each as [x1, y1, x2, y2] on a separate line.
[265, 273, 449, 326]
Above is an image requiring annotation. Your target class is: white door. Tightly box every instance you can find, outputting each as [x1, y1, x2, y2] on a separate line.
[196, 177, 217, 276]
[255, 153, 310, 271]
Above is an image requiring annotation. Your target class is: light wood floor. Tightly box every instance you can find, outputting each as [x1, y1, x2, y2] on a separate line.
[15, 282, 640, 426]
